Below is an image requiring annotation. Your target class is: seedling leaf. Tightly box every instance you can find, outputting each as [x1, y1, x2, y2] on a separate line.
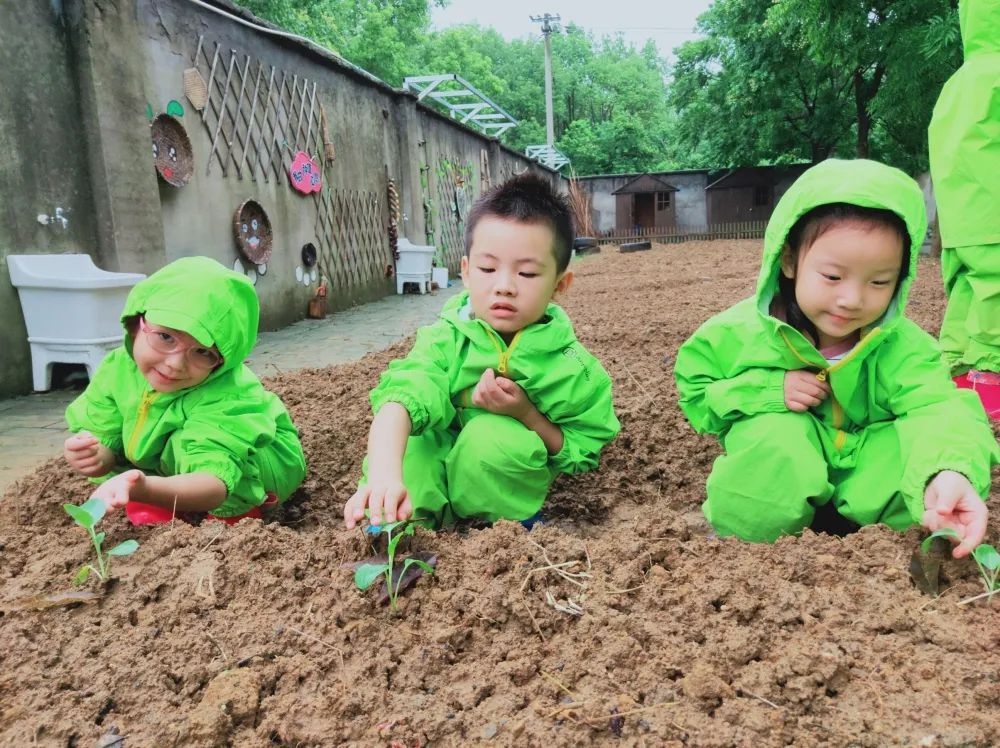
[921, 528, 960, 554]
[63, 503, 96, 529]
[73, 565, 91, 586]
[107, 539, 139, 557]
[94, 531, 106, 547]
[355, 562, 389, 590]
[972, 544, 1000, 571]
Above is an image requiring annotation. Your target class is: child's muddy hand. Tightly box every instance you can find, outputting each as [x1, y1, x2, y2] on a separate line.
[922, 470, 987, 559]
[90, 469, 145, 510]
[344, 482, 412, 529]
[783, 370, 831, 412]
[64, 431, 103, 476]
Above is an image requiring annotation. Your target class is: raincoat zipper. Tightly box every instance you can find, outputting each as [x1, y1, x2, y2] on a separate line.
[127, 390, 159, 462]
[485, 328, 524, 376]
[778, 327, 881, 451]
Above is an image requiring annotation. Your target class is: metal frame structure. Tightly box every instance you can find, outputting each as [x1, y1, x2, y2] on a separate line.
[402, 74, 518, 137]
[525, 144, 570, 170]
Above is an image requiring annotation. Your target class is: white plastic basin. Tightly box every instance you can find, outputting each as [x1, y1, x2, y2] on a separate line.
[7, 254, 145, 390]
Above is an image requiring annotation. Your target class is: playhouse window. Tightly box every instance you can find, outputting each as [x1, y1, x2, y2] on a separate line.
[656, 192, 671, 211]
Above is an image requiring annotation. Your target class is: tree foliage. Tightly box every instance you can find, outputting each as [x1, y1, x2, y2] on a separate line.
[236, 0, 963, 175]
[668, 0, 963, 171]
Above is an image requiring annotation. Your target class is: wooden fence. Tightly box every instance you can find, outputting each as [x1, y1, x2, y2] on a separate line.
[597, 221, 768, 245]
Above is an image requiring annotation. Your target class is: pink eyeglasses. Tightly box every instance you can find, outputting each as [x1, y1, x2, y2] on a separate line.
[138, 317, 222, 370]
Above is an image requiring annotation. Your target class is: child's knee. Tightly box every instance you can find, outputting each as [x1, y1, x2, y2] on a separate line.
[706, 412, 831, 541]
[446, 415, 552, 521]
[451, 414, 548, 473]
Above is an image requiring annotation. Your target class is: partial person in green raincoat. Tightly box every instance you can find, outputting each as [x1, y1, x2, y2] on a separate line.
[343, 173, 620, 530]
[675, 159, 998, 558]
[928, 0, 1000, 419]
[64, 257, 307, 525]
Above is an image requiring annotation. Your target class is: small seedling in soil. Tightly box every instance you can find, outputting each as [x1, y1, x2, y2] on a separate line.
[353, 519, 435, 611]
[913, 529, 1000, 603]
[970, 543, 1000, 600]
[63, 497, 139, 585]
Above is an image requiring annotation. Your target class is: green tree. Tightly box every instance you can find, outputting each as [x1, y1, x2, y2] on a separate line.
[669, 0, 963, 171]
[235, 0, 447, 84]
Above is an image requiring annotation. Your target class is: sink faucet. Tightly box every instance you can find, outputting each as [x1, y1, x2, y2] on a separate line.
[37, 206, 70, 229]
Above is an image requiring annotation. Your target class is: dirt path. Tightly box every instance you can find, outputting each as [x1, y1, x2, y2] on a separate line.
[1, 241, 998, 747]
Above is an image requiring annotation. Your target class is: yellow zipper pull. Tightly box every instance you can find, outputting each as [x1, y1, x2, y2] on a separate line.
[816, 370, 828, 382]
[498, 351, 510, 375]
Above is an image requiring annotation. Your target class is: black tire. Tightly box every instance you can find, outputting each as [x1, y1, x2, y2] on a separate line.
[573, 236, 598, 250]
[619, 240, 652, 252]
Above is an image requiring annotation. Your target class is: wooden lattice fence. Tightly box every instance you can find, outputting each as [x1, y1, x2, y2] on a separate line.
[189, 35, 392, 296]
[432, 156, 475, 271]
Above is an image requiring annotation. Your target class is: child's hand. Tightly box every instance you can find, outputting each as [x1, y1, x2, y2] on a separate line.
[89, 469, 146, 511]
[472, 368, 533, 420]
[922, 470, 987, 559]
[64, 431, 114, 477]
[344, 480, 412, 529]
[783, 370, 831, 412]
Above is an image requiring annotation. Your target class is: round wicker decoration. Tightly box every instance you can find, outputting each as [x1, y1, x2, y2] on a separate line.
[150, 114, 193, 187]
[233, 199, 273, 265]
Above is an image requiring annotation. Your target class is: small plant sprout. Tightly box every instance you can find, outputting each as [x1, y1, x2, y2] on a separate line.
[63, 497, 139, 585]
[353, 519, 435, 611]
[970, 544, 1000, 600]
[921, 529, 1000, 603]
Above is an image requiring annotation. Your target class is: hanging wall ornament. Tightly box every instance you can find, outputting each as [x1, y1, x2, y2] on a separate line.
[233, 199, 273, 265]
[288, 151, 322, 194]
[150, 114, 194, 187]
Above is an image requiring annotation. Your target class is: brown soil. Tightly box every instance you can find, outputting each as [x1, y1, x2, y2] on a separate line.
[2, 241, 998, 747]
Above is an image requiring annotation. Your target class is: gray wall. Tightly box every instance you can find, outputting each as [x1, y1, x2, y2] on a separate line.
[0, 0, 552, 398]
[0, 2, 101, 396]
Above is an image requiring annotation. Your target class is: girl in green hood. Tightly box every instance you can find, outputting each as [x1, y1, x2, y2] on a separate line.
[64, 257, 307, 525]
[675, 159, 998, 558]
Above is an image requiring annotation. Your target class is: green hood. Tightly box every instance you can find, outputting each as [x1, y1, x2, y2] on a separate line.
[755, 158, 927, 330]
[960, 0, 999, 57]
[121, 256, 259, 375]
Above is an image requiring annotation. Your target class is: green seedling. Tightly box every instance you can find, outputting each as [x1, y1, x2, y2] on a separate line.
[63, 497, 139, 585]
[970, 543, 1000, 600]
[354, 519, 435, 611]
[917, 529, 1000, 603]
[911, 528, 961, 596]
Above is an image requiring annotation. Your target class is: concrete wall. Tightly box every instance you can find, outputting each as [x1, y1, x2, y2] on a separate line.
[0, 2, 101, 397]
[0, 0, 551, 398]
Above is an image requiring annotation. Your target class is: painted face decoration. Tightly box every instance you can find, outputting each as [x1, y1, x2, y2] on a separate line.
[289, 151, 322, 194]
[150, 114, 193, 187]
[233, 199, 272, 264]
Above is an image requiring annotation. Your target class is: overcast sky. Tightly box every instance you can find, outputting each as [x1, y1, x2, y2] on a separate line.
[431, 0, 715, 62]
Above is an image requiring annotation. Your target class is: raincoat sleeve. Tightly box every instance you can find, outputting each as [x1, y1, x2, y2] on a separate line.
[879, 322, 999, 519]
[163, 392, 279, 495]
[675, 324, 787, 437]
[546, 359, 620, 474]
[64, 348, 128, 455]
[369, 321, 458, 435]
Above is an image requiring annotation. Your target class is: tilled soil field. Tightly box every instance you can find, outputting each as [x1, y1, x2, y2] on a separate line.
[1, 240, 998, 747]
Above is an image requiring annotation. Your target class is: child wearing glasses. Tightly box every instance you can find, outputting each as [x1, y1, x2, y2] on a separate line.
[63, 256, 306, 525]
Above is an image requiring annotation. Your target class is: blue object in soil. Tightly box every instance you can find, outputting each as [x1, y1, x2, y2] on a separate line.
[520, 512, 544, 530]
[365, 523, 382, 535]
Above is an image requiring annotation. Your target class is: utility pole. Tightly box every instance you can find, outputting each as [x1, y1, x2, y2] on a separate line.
[530, 13, 560, 148]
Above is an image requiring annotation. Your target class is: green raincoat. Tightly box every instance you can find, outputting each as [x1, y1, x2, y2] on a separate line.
[927, 0, 1000, 373]
[675, 159, 999, 542]
[365, 290, 620, 526]
[66, 257, 306, 517]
